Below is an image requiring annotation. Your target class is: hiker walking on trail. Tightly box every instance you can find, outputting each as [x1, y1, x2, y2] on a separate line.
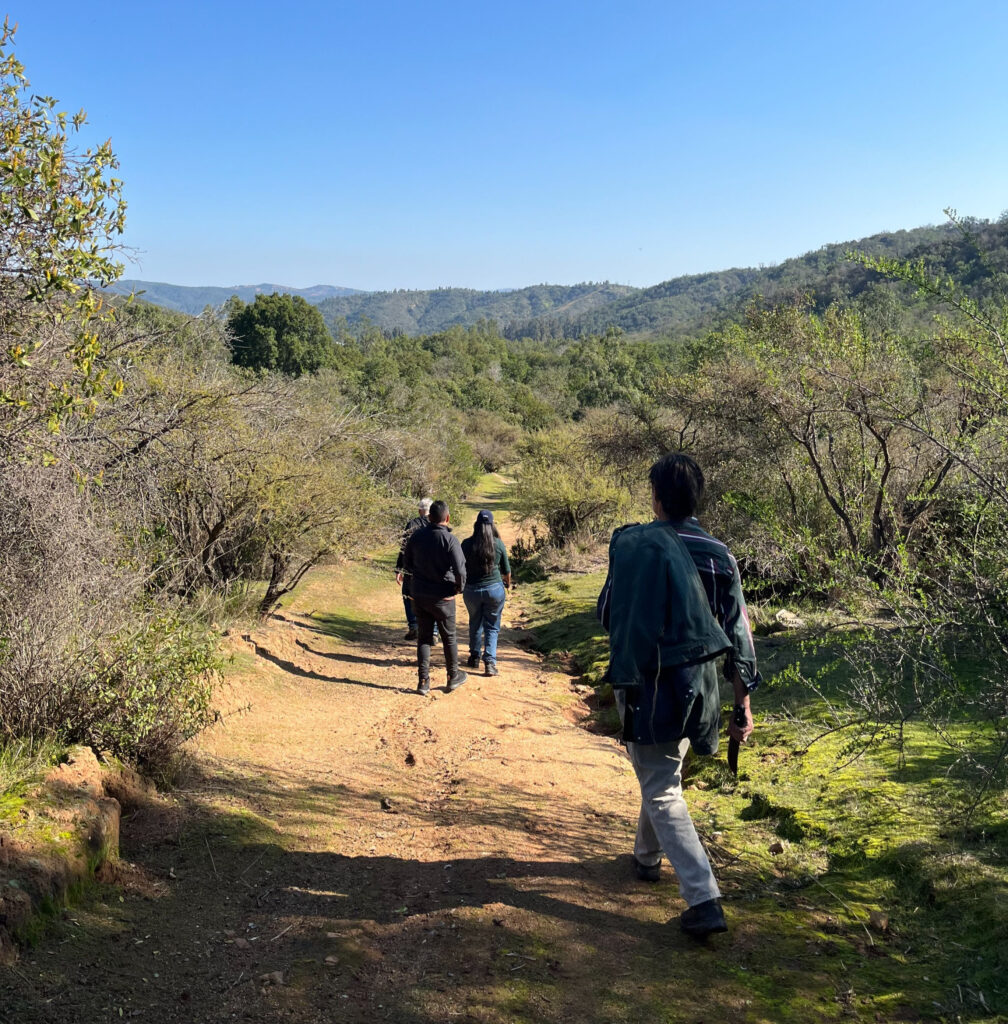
[396, 497, 433, 641]
[461, 510, 511, 677]
[597, 452, 759, 939]
[403, 500, 468, 696]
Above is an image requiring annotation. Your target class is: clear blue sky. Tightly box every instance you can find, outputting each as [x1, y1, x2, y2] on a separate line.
[12, 1, 1008, 290]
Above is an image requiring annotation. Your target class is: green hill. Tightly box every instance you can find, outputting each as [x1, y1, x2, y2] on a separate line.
[554, 223, 969, 339]
[110, 217, 1008, 340]
[314, 282, 637, 336]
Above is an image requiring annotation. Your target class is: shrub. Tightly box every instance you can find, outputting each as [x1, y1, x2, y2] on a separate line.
[513, 423, 638, 547]
[87, 613, 220, 778]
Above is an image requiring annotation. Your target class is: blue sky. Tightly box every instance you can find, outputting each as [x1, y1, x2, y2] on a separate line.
[11, 1, 1008, 290]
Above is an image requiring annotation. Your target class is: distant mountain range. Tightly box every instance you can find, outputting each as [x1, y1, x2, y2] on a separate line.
[110, 219, 1008, 340]
[106, 280, 363, 314]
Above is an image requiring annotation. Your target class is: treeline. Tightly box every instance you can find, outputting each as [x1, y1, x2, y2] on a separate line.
[106, 280, 363, 316]
[311, 218, 1008, 345]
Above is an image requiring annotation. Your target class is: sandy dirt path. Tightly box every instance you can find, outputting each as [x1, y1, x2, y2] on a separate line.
[0, 478, 759, 1023]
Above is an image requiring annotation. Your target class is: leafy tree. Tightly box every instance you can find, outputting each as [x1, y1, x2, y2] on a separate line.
[0, 17, 127, 439]
[228, 292, 335, 375]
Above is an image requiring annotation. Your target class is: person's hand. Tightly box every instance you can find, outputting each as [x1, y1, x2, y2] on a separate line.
[396, 571, 403, 586]
[728, 703, 754, 743]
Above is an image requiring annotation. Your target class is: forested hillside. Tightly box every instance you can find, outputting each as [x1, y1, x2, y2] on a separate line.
[314, 281, 637, 336]
[113, 218, 1008, 340]
[563, 224, 963, 338]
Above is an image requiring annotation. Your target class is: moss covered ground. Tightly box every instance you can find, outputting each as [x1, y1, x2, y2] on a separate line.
[521, 566, 1008, 1022]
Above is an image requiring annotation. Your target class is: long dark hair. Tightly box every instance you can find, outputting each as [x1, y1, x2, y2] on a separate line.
[472, 522, 497, 575]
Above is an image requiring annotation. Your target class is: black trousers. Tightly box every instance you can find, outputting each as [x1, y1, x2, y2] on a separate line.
[413, 593, 459, 682]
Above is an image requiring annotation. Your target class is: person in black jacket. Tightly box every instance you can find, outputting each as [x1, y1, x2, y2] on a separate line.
[403, 500, 468, 696]
[395, 497, 432, 640]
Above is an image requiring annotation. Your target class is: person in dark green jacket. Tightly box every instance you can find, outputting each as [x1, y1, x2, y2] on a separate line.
[460, 510, 511, 675]
[597, 452, 759, 939]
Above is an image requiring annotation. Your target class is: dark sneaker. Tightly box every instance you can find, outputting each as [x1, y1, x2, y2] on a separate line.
[446, 671, 468, 693]
[484, 661, 499, 677]
[679, 898, 727, 938]
[633, 857, 661, 882]
[405, 628, 418, 641]
[417, 678, 430, 696]
[466, 653, 480, 669]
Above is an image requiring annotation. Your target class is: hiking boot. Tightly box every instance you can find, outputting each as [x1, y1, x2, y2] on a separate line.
[446, 671, 468, 693]
[484, 661, 498, 677]
[633, 857, 661, 883]
[679, 898, 727, 938]
[404, 627, 418, 641]
[417, 678, 430, 696]
[466, 653, 480, 669]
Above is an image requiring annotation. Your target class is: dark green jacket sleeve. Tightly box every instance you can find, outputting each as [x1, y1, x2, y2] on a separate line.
[497, 538, 511, 578]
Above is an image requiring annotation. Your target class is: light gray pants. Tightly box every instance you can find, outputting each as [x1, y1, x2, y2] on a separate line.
[627, 737, 721, 907]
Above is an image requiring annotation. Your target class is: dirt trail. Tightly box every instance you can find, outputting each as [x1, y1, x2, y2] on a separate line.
[0, 479, 755, 1024]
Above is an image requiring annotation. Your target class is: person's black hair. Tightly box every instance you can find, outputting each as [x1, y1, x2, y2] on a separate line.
[429, 500, 449, 524]
[649, 452, 704, 520]
[471, 519, 496, 575]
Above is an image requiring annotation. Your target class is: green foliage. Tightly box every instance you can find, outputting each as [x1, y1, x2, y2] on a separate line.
[0, 19, 126, 432]
[464, 411, 521, 472]
[314, 282, 636, 337]
[86, 613, 220, 778]
[0, 738, 63, 805]
[513, 423, 638, 548]
[228, 292, 335, 375]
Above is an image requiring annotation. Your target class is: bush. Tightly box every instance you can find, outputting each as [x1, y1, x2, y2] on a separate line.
[513, 423, 638, 547]
[463, 411, 521, 471]
[88, 614, 220, 778]
[0, 466, 219, 777]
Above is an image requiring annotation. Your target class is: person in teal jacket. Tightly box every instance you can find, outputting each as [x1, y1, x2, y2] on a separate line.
[597, 452, 759, 939]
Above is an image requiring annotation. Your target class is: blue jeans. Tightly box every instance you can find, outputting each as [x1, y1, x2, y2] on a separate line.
[463, 583, 506, 665]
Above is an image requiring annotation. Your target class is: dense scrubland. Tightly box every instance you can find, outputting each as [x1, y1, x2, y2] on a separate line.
[2, 21, 1007, 1017]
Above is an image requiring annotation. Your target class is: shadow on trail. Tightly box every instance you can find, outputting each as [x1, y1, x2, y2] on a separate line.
[3, 760, 1003, 1023]
[462, 487, 512, 517]
[290, 610, 398, 646]
[294, 637, 416, 671]
[245, 638, 416, 694]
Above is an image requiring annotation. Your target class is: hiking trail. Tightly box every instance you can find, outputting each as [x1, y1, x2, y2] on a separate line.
[1, 476, 765, 1023]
